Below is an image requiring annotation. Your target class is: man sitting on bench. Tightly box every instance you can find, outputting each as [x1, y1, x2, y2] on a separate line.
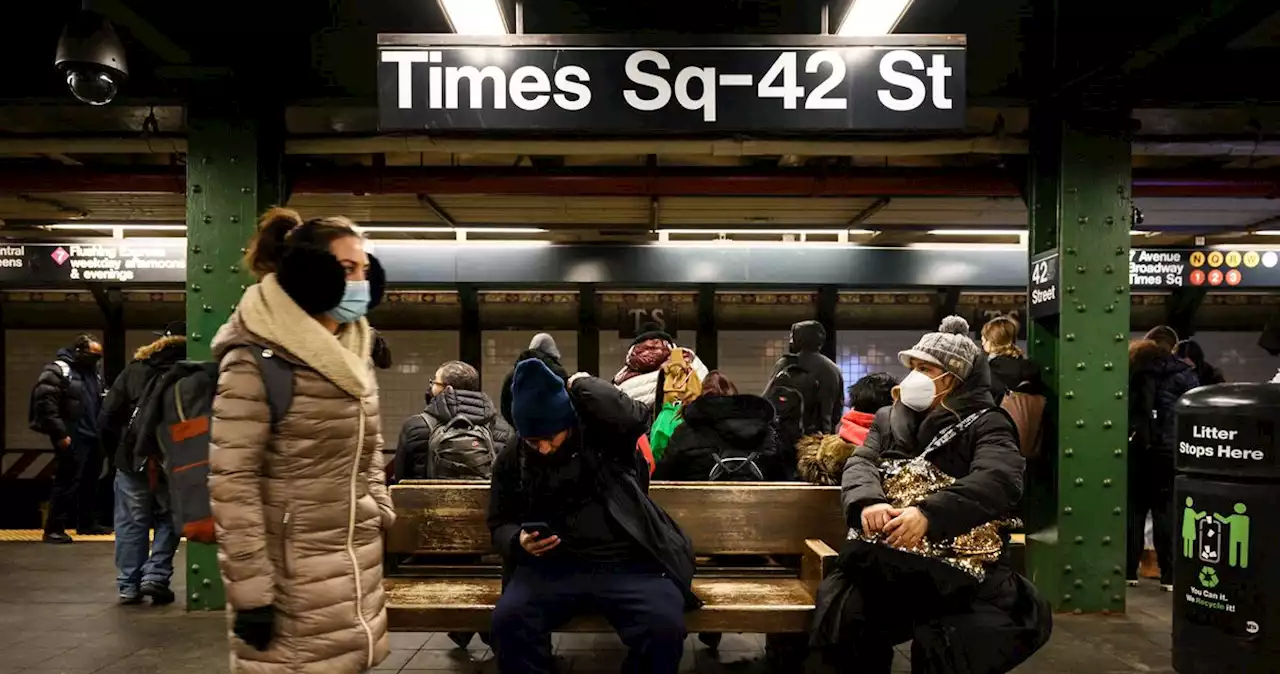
[487, 359, 700, 674]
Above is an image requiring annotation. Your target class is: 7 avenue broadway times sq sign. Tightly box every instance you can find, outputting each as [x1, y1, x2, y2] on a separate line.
[377, 35, 966, 131]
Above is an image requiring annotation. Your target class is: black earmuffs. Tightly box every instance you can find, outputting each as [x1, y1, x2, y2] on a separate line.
[367, 254, 385, 311]
[277, 247, 386, 317]
[277, 245, 347, 316]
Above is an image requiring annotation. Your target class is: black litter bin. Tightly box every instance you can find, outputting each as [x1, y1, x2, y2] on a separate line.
[1173, 383, 1280, 674]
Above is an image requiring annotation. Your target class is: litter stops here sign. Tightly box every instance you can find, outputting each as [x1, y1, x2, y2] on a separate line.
[1130, 249, 1280, 290]
[1173, 476, 1278, 664]
[377, 37, 966, 131]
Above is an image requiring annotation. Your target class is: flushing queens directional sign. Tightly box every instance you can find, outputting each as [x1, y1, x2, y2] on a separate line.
[376, 35, 966, 132]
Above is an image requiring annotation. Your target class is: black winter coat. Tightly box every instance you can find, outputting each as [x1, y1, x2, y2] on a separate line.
[768, 321, 845, 434]
[98, 337, 187, 471]
[987, 354, 1043, 403]
[29, 349, 104, 445]
[654, 394, 784, 482]
[488, 376, 700, 609]
[394, 387, 512, 481]
[841, 357, 1025, 543]
[1129, 353, 1199, 465]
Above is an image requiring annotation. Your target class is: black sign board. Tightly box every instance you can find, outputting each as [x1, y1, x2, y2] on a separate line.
[0, 241, 186, 284]
[618, 305, 678, 340]
[1176, 413, 1277, 477]
[1130, 249, 1280, 290]
[1028, 248, 1060, 319]
[377, 35, 966, 132]
[1173, 477, 1278, 650]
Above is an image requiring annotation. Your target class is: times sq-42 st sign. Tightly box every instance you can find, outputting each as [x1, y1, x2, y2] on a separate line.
[377, 35, 966, 132]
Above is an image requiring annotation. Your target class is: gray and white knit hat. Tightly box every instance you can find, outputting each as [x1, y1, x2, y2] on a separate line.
[898, 316, 982, 380]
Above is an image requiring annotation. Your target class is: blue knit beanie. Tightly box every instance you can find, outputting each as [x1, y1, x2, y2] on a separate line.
[511, 358, 577, 439]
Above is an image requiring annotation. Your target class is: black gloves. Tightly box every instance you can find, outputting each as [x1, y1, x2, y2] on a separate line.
[233, 605, 276, 651]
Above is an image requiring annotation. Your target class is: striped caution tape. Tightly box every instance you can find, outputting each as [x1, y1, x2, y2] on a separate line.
[1, 451, 58, 480]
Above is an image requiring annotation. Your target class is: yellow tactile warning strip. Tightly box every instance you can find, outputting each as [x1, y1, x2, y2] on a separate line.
[0, 529, 116, 542]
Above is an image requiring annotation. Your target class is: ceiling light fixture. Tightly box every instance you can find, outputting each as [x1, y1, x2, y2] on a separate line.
[836, 0, 914, 36]
[45, 223, 186, 231]
[437, 0, 508, 35]
[359, 226, 547, 234]
[657, 229, 875, 235]
[925, 229, 1022, 236]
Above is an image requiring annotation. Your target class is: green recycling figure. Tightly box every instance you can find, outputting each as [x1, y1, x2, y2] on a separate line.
[1183, 497, 1207, 559]
[1214, 503, 1251, 569]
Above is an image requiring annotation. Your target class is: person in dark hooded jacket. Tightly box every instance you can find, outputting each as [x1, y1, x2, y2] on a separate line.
[488, 360, 698, 674]
[1173, 339, 1225, 387]
[395, 360, 512, 481]
[1127, 329, 1199, 589]
[812, 317, 1048, 674]
[98, 321, 187, 604]
[31, 334, 109, 543]
[655, 371, 783, 482]
[767, 320, 844, 434]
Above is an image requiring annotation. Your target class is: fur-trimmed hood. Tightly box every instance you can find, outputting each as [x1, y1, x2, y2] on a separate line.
[133, 335, 187, 363]
[797, 434, 857, 486]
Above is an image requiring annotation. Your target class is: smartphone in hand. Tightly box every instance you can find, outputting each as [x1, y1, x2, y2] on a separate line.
[520, 522, 555, 539]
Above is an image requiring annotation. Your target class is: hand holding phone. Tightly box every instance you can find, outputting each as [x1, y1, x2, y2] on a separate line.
[519, 522, 560, 557]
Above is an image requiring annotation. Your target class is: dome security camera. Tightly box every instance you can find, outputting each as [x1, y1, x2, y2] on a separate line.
[54, 10, 128, 106]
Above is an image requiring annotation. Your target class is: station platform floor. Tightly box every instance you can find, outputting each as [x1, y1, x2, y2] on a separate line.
[0, 541, 1175, 673]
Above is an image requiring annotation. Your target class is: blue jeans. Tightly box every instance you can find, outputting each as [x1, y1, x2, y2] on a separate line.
[113, 470, 179, 592]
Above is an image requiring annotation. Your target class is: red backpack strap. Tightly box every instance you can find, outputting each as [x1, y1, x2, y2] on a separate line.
[636, 434, 656, 477]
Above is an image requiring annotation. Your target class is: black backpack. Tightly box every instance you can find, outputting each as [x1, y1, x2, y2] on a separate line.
[1128, 373, 1160, 453]
[421, 412, 496, 479]
[764, 356, 820, 449]
[145, 346, 294, 541]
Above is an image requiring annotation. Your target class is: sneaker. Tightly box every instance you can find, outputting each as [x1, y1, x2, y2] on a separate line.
[42, 531, 73, 544]
[1126, 579, 1140, 587]
[76, 525, 113, 536]
[119, 587, 143, 605]
[140, 581, 175, 605]
[1161, 583, 1174, 592]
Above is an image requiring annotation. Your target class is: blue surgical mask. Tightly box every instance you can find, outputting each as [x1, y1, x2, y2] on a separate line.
[325, 280, 371, 324]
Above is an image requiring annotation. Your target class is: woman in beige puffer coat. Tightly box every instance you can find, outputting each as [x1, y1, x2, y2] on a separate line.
[209, 208, 394, 674]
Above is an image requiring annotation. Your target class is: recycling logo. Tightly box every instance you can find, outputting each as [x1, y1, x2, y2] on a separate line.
[1199, 566, 1220, 589]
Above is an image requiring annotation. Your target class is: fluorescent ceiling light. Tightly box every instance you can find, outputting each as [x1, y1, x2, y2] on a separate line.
[360, 226, 547, 234]
[46, 223, 186, 231]
[926, 229, 1022, 236]
[438, 0, 508, 35]
[836, 0, 914, 36]
[657, 229, 875, 235]
[1255, 231, 1280, 236]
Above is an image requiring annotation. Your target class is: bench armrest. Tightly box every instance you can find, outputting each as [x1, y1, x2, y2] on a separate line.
[801, 538, 838, 599]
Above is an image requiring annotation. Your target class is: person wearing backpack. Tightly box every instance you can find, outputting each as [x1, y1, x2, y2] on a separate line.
[30, 334, 111, 543]
[1126, 328, 1199, 591]
[655, 371, 782, 482]
[396, 360, 510, 482]
[207, 208, 395, 674]
[763, 321, 844, 478]
[97, 321, 187, 605]
[811, 316, 1049, 674]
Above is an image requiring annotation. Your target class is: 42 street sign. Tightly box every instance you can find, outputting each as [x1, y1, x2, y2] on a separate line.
[377, 35, 966, 132]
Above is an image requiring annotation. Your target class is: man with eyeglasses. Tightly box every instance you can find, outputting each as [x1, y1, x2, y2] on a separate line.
[487, 359, 700, 674]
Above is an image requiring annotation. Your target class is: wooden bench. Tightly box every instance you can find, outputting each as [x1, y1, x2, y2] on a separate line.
[383, 481, 847, 638]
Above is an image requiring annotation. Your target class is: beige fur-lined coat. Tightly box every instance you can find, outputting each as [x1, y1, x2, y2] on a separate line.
[209, 274, 394, 674]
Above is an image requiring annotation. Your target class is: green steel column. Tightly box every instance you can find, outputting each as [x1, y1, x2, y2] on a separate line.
[185, 100, 286, 611]
[1026, 109, 1133, 614]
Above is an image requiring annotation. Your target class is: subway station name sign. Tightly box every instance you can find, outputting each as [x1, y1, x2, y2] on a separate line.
[376, 35, 966, 131]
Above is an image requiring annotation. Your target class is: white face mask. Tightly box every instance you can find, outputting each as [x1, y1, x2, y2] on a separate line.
[897, 369, 948, 412]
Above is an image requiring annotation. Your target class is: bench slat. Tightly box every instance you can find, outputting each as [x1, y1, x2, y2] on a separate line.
[385, 577, 816, 633]
[388, 482, 848, 556]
